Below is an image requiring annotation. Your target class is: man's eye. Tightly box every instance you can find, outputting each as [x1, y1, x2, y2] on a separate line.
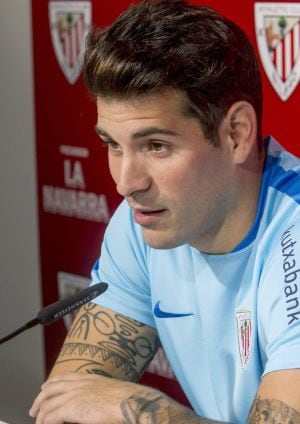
[109, 141, 120, 150]
[149, 142, 166, 152]
[102, 140, 120, 150]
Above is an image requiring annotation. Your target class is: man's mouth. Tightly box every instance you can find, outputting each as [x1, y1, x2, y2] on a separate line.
[141, 209, 165, 214]
[133, 208, 167, 225]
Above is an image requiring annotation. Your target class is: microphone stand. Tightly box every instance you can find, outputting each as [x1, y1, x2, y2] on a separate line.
[0, 318, 40, 345]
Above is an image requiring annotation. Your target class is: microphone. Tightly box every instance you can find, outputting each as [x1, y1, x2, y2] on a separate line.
[0, 282, 108, 345]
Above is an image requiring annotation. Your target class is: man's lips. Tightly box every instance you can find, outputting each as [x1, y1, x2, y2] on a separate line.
[132, 208, 167, 225]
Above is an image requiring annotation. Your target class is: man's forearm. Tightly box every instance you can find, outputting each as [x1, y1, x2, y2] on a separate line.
[247, 396, 300, 423]
[30, 371, 300, 424]
[120, 389, 300, 423]
[30, 372, 228, 423]
[120, 388, 228, 424]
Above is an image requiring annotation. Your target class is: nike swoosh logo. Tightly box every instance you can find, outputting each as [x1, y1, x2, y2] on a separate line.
[154, 301, 193, 318]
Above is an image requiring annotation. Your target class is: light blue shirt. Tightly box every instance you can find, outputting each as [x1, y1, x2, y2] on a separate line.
[91, 136, 300, 423]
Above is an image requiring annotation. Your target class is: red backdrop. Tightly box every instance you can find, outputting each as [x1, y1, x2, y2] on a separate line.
[31, 0, 300, 404]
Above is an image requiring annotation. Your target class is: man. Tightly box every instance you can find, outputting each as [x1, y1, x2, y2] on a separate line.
[30, 0, 300, 422]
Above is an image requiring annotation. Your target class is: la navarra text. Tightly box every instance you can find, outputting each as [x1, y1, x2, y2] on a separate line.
[42, 157, 110, 224]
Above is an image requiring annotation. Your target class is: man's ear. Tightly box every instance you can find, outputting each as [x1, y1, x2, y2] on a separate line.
[225, 101, 257, 164]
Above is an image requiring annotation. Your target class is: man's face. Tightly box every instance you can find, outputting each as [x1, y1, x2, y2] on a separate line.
[96, 90, 235, 252]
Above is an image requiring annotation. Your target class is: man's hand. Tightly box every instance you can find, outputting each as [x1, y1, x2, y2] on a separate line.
[29, 372, 139, 424]
[29, 372, 215, 424]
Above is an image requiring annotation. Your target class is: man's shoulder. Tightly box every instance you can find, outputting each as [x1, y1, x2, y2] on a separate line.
[261, 137, 300, 226]
[265, 136, 300, 181]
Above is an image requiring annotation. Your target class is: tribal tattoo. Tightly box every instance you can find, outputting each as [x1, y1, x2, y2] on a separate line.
[248, 397, 300, 423]
[55, 302, 159, 381]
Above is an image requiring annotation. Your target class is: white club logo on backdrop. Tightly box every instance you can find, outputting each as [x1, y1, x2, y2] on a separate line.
[255, 3, 300, 101]
[57, 271, 90, 330]
[49, 1, 92, 84]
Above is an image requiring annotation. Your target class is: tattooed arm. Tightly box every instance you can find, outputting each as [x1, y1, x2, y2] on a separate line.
[30, 372, 226, 423]
[29, 369, 300, 424]
[29, 302, 225, 423]
[247, 369, 300, 423]
[29, 303, 300, 423]
[119, 376, 300, 424]
[48, 302, 159, 381]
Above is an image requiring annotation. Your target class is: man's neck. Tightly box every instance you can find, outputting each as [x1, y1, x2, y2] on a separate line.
[192, 151, 265, 255]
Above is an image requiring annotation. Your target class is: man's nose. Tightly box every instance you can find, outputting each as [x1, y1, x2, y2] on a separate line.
[116, 155, 151, 198]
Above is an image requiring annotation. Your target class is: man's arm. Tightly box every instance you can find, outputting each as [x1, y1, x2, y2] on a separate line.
[118, 372, 300, 424]
[30, 302, 226, 423]
[30, 369, 300, 423]
[30, 302, 300, 423]
[247, 369, 300, 423]
[49, 301, 159, 381]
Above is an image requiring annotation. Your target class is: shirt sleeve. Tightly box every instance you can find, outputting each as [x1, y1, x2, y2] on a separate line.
[257, 215, 300, 376]
[90, 200, 155, 328]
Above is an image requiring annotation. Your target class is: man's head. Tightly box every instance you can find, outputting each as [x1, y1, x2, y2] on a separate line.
[83, 0, 263, 146]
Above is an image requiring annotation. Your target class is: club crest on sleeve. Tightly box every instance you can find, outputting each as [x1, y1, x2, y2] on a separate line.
[254, 3, 300, 101]
[48, 1, 92, 84]
[236, 310, 252, 368]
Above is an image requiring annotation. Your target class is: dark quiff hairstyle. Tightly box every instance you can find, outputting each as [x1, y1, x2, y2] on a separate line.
[83, 0, 263, 145]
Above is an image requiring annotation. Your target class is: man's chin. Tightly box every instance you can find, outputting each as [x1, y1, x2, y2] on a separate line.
[142, 229, 183, 250]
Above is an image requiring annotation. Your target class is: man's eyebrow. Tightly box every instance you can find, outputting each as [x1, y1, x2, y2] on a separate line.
[95, 126, 111, 138]
[94, 126, 179, 139]
[131, 127, 179, 139]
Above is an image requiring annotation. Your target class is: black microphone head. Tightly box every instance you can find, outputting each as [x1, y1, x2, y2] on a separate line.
[37, 282, 108, 325]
